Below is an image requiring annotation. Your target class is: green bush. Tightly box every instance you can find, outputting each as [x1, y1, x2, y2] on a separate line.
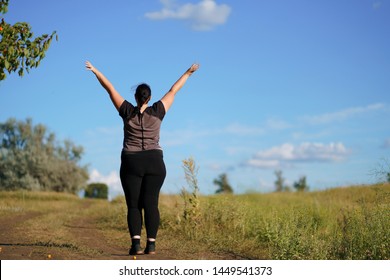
[84, 183, 108, 200]
[0, 118, 88, 193]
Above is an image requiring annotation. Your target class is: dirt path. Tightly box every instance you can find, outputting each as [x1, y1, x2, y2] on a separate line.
[0, 201, 161, 259]
[0, 211, 44, 259]
[0, 199, 236, 260]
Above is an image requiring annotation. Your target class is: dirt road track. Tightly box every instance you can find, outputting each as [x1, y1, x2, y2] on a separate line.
[0, 202, 174, 260]
[0, 197, 245, 260]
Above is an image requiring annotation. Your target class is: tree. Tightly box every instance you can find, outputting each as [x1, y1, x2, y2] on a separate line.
[274, 170, 287, 192]
[274, 170, 291, 192]
[213, 173, 233, 194]
[293, 176, 309, 192]
[84, 183, 108, 199]
[0, 0, 57, 81]
[0, 118, 88, 193]
[371, 158, 390, 184]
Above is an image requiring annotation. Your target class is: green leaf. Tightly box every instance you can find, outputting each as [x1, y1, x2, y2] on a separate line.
[4, 59, 9, 70]
[0, 72, 6, 80]
[0, 0, 9, 14]
[0, 14, 57, 81]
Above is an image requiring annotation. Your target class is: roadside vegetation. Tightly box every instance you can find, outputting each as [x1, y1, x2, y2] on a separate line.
[161, 159, 390, 259]
[1, 182, 389, 259]
[1, 158, 389, 259]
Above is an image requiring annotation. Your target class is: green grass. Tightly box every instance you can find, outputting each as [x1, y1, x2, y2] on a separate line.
[159, 183, 390, 259]
[1, 184, 389, 259]
[96, 183, 389, 259]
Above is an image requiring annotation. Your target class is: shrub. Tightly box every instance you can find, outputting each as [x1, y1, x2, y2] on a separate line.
[84, 183, 108, 199]
[0, 118, 88, 193]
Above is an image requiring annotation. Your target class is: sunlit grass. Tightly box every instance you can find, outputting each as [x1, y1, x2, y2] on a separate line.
[158, 183, 390, 259]
[1, 184, 389, 259]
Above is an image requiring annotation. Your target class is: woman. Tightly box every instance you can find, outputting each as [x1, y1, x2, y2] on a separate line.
[86, 61, 199, 255]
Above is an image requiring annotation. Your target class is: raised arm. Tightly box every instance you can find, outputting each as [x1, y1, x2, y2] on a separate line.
[85, 61, 124, 111]
[161, 63, 199, 112]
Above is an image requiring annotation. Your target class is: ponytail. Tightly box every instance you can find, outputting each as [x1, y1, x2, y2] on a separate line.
[135, 83, 151, 107]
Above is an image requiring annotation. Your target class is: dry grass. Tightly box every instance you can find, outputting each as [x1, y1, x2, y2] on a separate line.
[1, 183, 389, 259]
[157, 183, 390, 259]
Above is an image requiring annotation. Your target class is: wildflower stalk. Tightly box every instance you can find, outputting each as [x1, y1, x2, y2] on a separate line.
[180, 157, 201, 239]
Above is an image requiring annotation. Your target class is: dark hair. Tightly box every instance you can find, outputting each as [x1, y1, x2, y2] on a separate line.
[135, 83, 151, 106]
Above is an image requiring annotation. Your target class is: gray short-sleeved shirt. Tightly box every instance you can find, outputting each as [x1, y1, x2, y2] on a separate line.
[119, 100, 166, 152]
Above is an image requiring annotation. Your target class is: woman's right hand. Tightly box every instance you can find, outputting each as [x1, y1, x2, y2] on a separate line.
[85, 61, 124, 111]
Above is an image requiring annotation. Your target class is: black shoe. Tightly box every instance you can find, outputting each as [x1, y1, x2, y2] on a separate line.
[129, 243, 144, 255]
[144, 241, 156, 255]
[129, 239, 144, 255]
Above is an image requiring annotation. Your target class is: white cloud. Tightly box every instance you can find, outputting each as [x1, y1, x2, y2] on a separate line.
[89, 169, 122, 199]
[246, 158, 281, 169]
[145, 0, 232, 31]
[245, 142, 350, 169]
[302, 103, 385, 125]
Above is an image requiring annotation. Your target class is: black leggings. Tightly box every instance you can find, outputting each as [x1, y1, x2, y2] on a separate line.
[120, 149, 166, 239]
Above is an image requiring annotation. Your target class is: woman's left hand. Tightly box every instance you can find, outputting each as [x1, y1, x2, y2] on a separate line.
[187, 63, 200, 75]
[85, 61, 96, 72]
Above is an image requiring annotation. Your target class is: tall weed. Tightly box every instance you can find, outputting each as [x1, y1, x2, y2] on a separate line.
[179, 158, 201, 239]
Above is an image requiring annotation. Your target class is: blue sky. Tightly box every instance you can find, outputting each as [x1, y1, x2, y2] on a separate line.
[1, 0, 389, 198]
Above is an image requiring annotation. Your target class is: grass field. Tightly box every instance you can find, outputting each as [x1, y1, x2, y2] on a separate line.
[163, 183, 390, 259]
[0, 183, 389, 260]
